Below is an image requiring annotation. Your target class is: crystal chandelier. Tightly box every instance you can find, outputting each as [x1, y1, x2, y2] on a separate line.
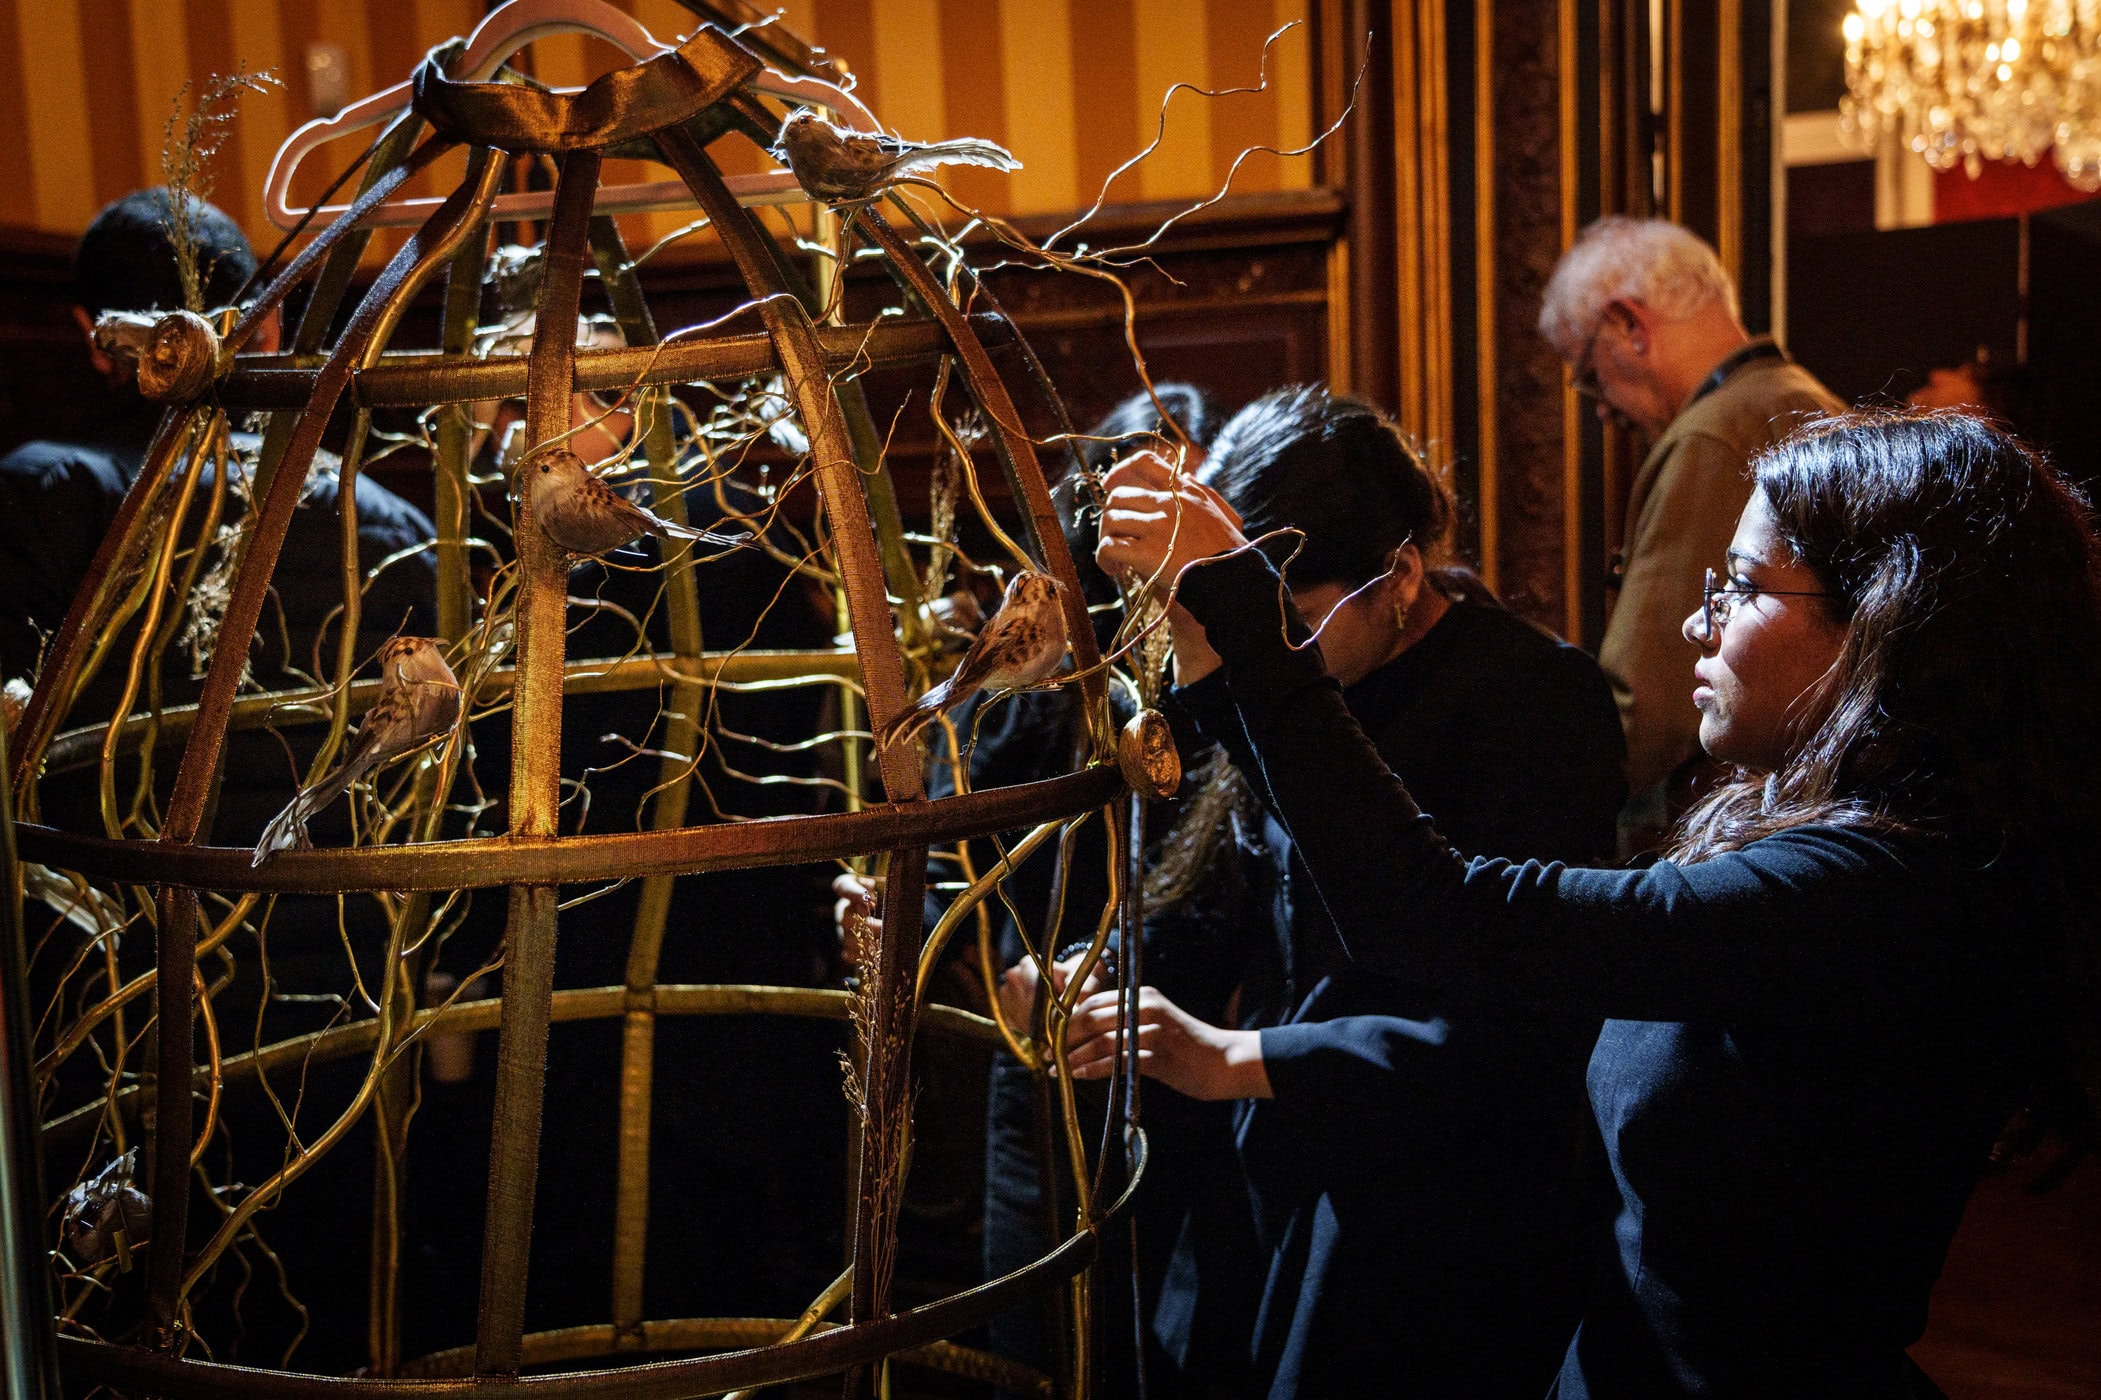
[1842, 0, 2101, 191]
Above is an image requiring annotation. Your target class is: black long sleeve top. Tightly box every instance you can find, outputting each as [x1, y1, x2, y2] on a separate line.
[1172, 592, 1623, 1399]
[1177, 547, 2051, 1398]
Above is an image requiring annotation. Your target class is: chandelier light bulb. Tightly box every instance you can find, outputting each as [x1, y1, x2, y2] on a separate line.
[1844, 0, 2101, 189]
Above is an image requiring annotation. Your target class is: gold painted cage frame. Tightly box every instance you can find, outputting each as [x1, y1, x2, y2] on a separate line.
[6, 9, 1152, 1397]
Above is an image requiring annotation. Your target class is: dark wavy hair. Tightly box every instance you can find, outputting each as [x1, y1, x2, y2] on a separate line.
[1670, 410, 2101, 874]
[1073, 382, 1224, 478]
[74, 188, 255, 317]
[1200, 384, 1455, 589]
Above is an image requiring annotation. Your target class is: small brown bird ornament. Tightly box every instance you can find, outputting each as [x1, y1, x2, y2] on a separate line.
[876, 570, 1070, 749]
[773, 106, 1020, 204]
[253, 637, 462, 865]
[521, 447, 749, 558]
[62, 1148, 153, 1267]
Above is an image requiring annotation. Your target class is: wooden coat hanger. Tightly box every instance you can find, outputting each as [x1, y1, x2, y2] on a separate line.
[262, 0, 880, 231]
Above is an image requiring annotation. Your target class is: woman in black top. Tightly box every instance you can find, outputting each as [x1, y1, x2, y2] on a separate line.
[1066, 387, 1624, 1398]
[1093, 409, 2101, 1397]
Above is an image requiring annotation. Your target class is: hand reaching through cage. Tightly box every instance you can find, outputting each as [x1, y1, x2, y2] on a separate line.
[1093, 450, 1248, 591]
[1095, 452, 1249, 687]
[1061, 984, 1272, 1103]
[832, 871, 883, 972]
[996, 948, 1108, 1032]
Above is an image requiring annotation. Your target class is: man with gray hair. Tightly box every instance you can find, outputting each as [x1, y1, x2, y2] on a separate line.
[1540, 216, 1840, 851]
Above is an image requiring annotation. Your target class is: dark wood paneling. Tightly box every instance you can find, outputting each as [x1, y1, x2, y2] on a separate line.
[1736, 0, 1776, 333]
[1490, 0, 1577, 631]
[1786, 160, 1875, 238]
[635, 190, 1343, 517]
[1675, 1, 1721, 249]
[2028, 202, 2101, 489]
[2, 193, 1341, 530]
[1344, 0, 1401, 412]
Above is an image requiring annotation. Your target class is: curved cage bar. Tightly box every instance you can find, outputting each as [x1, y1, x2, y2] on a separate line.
[9, 9, 1160, 1397]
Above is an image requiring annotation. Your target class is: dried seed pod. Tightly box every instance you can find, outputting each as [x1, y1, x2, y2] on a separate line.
[137, 309, 221, 403]
[1118, 708, 1181, 800]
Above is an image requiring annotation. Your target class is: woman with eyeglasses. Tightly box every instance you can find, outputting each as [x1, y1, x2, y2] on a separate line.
[1094, 409, 2101, 1398]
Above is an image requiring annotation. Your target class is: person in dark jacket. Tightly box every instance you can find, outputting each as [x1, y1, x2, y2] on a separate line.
[1068, 386, 1624, 1398]
[0, 190, 437, 701]
[1094, 407, 2101, 1397]
[0, 188, 439, 848]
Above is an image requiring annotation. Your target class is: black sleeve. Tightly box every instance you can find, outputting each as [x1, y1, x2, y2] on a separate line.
[0, 451, 120, 681]
[350, 478, 440, 642]
[1166, 667, 1256, 776]
[1175, 547, 1935, 1024]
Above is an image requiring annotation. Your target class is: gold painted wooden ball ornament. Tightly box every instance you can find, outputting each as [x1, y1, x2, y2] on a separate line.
[137, 310, 222, 403]
[1118, 709, 1180, 799]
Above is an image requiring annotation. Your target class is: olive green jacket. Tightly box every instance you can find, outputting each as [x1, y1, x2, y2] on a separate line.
[1600, 347, 1844, 814]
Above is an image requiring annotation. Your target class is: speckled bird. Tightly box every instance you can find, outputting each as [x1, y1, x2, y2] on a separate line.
[876, 570, 1069, 749]
[253, 637, 461, 866]
[773, 106, 1020, 204]
[62, 1149, 152, 1266]
[521, 447, 749, 558]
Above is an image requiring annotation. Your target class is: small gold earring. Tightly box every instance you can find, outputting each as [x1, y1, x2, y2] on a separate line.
[1393, 599, 1411, 634]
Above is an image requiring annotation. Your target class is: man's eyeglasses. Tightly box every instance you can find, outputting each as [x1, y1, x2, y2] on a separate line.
[1695, 567, 1833, 641]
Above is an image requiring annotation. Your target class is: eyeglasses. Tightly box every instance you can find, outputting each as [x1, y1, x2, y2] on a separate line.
[1695, 567, 1833, 642]
[1569, 318, 1607, 401]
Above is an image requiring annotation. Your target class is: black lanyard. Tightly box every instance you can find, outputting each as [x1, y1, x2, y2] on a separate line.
[1685, 338, 1788, 412]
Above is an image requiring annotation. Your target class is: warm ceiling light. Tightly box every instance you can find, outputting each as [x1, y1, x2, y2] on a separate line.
[1843, 0, 2101, 189]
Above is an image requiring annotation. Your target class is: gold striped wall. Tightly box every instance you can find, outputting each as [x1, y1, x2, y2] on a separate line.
[0, 0, 1315, 255]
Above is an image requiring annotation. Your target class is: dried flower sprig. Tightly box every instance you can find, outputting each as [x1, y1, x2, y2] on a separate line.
[161, 67, 282, 312]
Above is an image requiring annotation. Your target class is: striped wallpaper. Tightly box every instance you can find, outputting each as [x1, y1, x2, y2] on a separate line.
[0, 0, 1315, 260]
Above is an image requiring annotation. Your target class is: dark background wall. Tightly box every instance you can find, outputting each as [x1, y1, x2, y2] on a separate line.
[1788, 219, 2021, 406]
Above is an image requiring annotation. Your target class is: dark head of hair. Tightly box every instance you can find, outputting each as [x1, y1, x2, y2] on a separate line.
[73, 188, 256, 318]
[1201, 385, 1455, 590]
[1673, 409, 2101, 874]
[1072, 383, 1224, 478]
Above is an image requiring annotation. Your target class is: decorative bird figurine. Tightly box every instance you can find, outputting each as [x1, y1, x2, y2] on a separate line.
[876, 570, 1070, 749]
[62, 1149, 153, 1267]
[772, 106, 1021, 204]
[252, 637, 461, 866]
[520, 447, 749, 559]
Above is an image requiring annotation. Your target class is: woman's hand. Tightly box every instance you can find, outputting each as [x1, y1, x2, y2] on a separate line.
[997, 950, 1108, 1030]
[1094, 452, 1248, 587]
[831, 872, 881, 971]
[1095, 453, 1248, 685]
[1060, 986, 1272, 1101]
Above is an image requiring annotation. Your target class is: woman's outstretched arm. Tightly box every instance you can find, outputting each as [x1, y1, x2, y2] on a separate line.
[1094, 455, 1947, 1023]
[1180, 548, 1946, 1021]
